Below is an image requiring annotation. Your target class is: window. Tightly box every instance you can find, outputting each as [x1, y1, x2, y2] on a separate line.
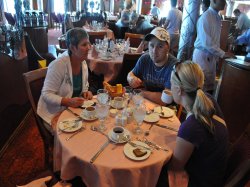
[54, 0, 65, 13]
[3, 0, 15, 14]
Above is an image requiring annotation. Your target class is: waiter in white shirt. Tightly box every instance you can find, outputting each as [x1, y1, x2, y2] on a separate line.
[192, 0, 234, 94]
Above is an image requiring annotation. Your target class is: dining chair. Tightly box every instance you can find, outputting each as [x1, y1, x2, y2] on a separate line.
[23, 68, 54, 169]
[88, 31, 107, 44]
[109, 53, 142, 86]
[24, 33, 55, 71]
[224, 124, 250, 187]
[124, 32, 144, 48]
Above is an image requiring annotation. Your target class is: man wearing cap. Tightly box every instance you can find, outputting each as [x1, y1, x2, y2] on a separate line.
[127, 27, 178, 105]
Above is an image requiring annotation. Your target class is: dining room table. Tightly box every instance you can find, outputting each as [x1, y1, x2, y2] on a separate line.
[53, 97, 180, 187]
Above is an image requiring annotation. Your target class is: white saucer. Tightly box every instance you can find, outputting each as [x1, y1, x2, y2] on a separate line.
[154, 106, 175, 118]
[80, 113, 98, 121]
[58, 118, 82, 132]
[110, 100, 126, 109]
[82, 100, 95, 108]
[108, 128, 131, 144]
[144, 113, 160, 123]
[123, 141, 151, 161]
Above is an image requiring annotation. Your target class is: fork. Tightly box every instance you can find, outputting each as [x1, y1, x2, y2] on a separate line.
[160, 106, 165, 116]
[65, 128, 84, 141]
[143, 138, 168, 152]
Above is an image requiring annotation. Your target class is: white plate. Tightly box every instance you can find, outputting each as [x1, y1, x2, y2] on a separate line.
[82, 100, 95, 108]
[80, 113, 98, 121]
[100, 57, 113, 61]
[110, 100, 126, 109]
[108, 128, 131, 144]
[58, 118, 82, 132]
[123, 141, 151, 161]
[154, 106, 175, 118]
[144, 113, 160, 123]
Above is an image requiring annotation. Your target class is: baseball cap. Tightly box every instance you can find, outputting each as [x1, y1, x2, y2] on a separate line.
[144, 27, 170, 45]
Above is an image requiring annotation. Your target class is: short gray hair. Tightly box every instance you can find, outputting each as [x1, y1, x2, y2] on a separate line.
[66, 28, 89, 53]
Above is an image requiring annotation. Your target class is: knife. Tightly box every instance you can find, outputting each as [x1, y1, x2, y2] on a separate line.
[154, 123, 178, 132]
[90, 140, 110, 163]
[66, 108, 85, 120]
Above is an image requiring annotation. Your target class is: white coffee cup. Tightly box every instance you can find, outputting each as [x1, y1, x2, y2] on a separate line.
[111, 126, 125, 142]
[83, 106, 96, 119]
[161, 89, 173, 104]
[113, 97, 124, 109]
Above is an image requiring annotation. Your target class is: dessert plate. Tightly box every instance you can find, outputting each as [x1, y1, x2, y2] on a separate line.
[144, 113, 160, 123]
[124, 141, 151, 161]
[58, 118, 82, 132]
[154, 106, 175, 118]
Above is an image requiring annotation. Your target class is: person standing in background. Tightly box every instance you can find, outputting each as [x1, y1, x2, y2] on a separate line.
[150, 4, 160, 19]
[192, 0, 234, 94]
[164, 0, 182, 56]
[233, 9, 250, 34]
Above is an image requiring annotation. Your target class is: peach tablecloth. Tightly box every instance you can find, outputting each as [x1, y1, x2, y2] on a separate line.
[54, 99, 180, 187]
[87, 53, 123, 82]
[83, 26, 115, 40]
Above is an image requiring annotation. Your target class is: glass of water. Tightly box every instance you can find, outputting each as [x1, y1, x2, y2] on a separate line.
[133, 103, 146, 134]
[97, 89, 110, 105]
[95, 104, 110, 131]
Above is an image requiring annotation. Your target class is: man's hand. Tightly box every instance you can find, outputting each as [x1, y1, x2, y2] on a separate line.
[127, 72, 143, 88]
[61, 97, 85, 108]
[82, 91, 93, 100]
[223, 52, 236, 59]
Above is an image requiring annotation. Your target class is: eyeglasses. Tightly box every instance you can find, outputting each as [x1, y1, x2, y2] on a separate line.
[173, 61, 182, 83]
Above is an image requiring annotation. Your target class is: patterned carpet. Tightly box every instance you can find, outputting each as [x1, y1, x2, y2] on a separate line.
[0, 112, 45, 187]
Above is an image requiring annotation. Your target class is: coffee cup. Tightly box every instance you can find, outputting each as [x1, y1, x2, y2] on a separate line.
[111, 126, 125, 142]
[113, 97, 124, 109]
[161, 89, 173, 104]
[84, 106, 96, 119]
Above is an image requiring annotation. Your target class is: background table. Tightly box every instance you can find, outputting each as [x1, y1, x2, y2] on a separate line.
[54, 99, 180, 187]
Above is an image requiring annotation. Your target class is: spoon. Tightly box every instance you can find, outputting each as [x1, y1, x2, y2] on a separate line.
[144, 123, 154, 136]
[90, 125, 109, 138]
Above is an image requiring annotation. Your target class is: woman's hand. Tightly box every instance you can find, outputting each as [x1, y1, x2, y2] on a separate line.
[61, 97, 85, 108]
[82, 91, 93, 100]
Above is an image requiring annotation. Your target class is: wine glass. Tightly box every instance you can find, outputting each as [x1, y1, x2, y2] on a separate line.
[132, 89, 143, 106]
[133, 104, 146, 134]
[97, 89, 110, 105]
[95, 104, 110, 131]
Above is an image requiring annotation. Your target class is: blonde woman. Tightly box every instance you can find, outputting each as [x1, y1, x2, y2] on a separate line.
[158, 61, 229, 187]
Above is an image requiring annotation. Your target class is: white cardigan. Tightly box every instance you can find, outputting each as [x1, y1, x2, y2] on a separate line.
[37, 51, 89, 124]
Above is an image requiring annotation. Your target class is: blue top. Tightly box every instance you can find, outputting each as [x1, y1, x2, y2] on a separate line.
[72, 69, 82, 97]
[132, 53, 177, 92]
[178, 95, 229, 187]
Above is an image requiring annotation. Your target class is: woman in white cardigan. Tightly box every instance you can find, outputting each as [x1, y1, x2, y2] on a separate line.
[37, 28, 92, 131]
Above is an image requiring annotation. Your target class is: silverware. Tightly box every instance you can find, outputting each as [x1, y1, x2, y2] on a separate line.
[154, 123, 178, 132]
[66, 108, 85, 121]
[160, 106, 165, 116]
[143, 138, 168, 152]
[90, 140, 109, 163]
[58, 119, 81, 135]
[127, 141, 152, 151]
[90, 125, 109, 139]
[65, 128, 84, 141]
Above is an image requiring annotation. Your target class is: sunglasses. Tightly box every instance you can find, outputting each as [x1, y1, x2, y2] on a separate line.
[173, 61, 182, 83]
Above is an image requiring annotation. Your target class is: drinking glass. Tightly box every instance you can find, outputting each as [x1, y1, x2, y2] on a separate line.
[133, 104, 146, 134]
[95, 104, 110, 131]
[132, 89, 143, 106]
[97, 89, 110, 105]
[124, 86, 133, 106]
[113, 96, 124, 111]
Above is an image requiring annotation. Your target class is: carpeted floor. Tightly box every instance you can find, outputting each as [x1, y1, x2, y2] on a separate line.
[0, 112, 45, 187]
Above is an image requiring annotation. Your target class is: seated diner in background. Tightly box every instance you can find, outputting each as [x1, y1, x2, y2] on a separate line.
[157, 61, 229, 187]
[127, 27, 178, 105]
[37, 28, 93, 132]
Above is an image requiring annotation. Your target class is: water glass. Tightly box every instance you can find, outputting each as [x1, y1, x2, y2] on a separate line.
[133, 104, 146, 134]
[97, 89, 110, 105]
[132, 89, 143, 106]
[124, 86, 133, 106]
[95, 104, 110, 131]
